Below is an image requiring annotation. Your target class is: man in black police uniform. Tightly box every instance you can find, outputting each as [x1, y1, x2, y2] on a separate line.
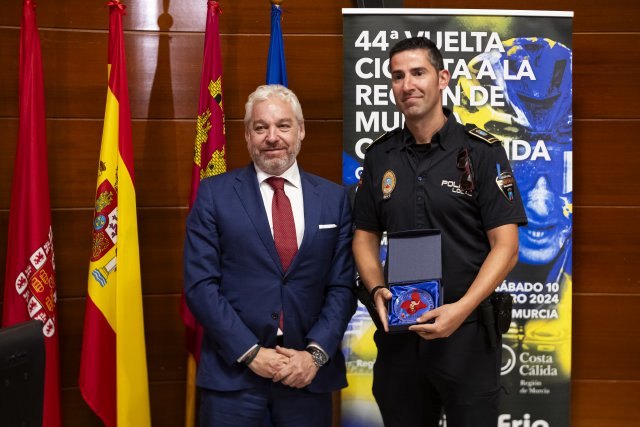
[352, 37, 528, 426]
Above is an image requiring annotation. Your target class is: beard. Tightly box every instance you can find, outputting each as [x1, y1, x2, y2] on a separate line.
[249, 137, 301, 176]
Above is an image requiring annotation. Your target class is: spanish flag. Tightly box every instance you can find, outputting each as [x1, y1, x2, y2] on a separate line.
[180, 1, 227, 425]
[79, 2, 151, 426]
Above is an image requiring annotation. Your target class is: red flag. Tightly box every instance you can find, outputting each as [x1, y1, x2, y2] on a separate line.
[180, 1, 227, 425]
[78, 2, 151, 426]
[2, 1, 61, 426]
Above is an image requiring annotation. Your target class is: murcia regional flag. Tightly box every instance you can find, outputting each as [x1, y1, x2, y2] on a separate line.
[181, 2, 227, 425]
[78, 2, 151, 426]
[2, 1, 61, 425]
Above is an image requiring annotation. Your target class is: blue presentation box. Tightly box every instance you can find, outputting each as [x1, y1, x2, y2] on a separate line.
[386, 230, 443, 333]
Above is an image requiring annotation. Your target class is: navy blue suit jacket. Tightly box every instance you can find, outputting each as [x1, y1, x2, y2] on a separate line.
[184, 163, 356, 393]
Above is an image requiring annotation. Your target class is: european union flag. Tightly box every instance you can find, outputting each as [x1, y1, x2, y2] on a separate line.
[266, 4, 288, 86]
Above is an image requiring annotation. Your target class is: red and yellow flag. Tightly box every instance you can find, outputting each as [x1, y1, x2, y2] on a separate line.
[180, 1, 227, 425]
[2, 1, 61, 426]
[78, 2, 150, 426]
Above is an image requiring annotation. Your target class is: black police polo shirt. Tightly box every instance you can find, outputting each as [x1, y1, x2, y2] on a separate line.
[354, 111, 527, 302]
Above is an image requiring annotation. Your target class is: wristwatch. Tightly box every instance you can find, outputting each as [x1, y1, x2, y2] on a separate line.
[305, 346, 329, 368]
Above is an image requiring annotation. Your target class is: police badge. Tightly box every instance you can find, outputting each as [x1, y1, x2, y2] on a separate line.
[382, 170, 396, 200]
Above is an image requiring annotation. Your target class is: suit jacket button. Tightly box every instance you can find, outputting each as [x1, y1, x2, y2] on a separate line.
[271, 312, 279, 320]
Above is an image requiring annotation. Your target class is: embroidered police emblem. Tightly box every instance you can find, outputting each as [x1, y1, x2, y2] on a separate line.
[496, 170, 515, 202]
[382, 170, 396, 199]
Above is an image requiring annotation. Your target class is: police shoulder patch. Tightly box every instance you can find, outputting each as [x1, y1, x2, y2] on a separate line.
[465, 123, 500, 145]
[366, 128, 401, 152]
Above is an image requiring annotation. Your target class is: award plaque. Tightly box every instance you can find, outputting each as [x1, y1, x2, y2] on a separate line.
[386, 230, 443, 332]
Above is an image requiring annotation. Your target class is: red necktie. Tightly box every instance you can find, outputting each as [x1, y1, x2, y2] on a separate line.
[266, 177, 298, 271]
[266, 177, 298, 338]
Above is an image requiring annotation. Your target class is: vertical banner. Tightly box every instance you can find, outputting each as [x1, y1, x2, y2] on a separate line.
[342, 9, 573, 427]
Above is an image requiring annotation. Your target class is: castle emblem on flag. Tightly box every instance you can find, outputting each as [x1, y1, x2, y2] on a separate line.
[13, 227, 57, 337]
[91, 180, 118, 261]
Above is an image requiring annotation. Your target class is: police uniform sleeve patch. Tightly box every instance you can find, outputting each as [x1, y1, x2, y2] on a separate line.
[366, 128, 401, 152]
[465, 123, 500, 145]
[495, 163, 515, 202]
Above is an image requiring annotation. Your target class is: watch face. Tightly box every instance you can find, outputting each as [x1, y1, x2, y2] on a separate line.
[307, 347, 327, 367]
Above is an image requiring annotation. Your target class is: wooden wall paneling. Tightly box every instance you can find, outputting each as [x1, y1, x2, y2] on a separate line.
[573, 120, 639, 207]
[0, 0, 351, 34]
[422, 0, 640, 33]
[7, 31, 640, 121]
[0, 118, 342, 210]
[0, 30, 344, 120]
[214, 34, 344, 120]
[60, 387, 103, 427]
[48, 209, 93, 299]
[572, 380, 640, 427]
[4, 0, 637, 34]
[0, 212, 6, 302]
[50, 208, 188, 298]
[574, 34, 640, 120]
[61, 381, 187, 427]
[573, 207, 640, 294]
[0, 119, 18, 209]
[137, 208, 187, 296]
[57, 295, 186, 388]
[0, 209, 187, 301]
[57, 295, 188, 427]
[572, 294, 640, 380]
[47, 119, 102, 208]
[0, 29, 20, 117]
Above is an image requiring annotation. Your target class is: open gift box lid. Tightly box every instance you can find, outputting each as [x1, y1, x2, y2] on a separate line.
[386, 229, 442, 285]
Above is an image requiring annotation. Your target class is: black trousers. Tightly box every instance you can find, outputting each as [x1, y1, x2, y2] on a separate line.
[372, 321, 501, 427]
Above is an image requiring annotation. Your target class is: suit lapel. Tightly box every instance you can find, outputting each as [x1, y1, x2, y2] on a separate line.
[233, 164, 283, 273]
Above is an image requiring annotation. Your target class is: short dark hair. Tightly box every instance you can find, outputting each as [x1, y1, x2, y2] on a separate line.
[389, 37, 444, 71]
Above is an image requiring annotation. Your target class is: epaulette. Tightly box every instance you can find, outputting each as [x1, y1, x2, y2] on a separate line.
[465, 123, 500, 145]
[365, 129, 401, 152]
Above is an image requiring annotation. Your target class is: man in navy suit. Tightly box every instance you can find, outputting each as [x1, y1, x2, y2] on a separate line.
[184, 84, 356, 427]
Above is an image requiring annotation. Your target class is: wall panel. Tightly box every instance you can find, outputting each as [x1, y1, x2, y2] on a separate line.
[0, 0, 352, 34]
[572, 380, 640, 427]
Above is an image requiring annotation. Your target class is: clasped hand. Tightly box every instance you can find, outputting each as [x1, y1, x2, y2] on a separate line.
[247, 346, 319, 389]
